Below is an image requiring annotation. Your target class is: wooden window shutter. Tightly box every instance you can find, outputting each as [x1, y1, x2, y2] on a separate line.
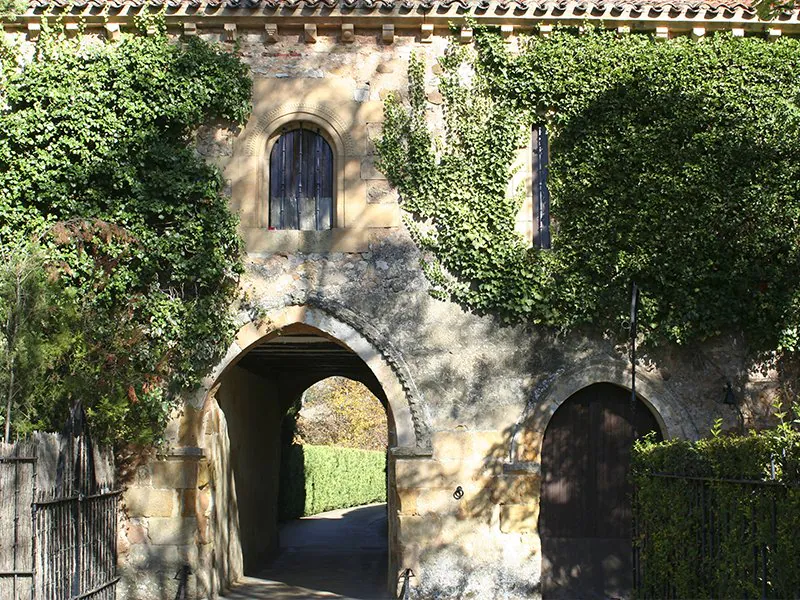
[532, 124, 551, 249]
[269, 127, 334, 231]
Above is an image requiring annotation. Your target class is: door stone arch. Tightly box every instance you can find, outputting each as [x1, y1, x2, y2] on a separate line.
[511, 360, 698, 465]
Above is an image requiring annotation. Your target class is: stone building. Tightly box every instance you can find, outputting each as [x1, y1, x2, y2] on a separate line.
[5, 1, 800, 598]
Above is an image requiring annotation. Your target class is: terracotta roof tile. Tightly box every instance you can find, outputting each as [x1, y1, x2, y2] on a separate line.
[22, 0, 800, 19]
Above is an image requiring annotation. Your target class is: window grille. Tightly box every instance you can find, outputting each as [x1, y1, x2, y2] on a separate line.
[269, 126, 334, 231]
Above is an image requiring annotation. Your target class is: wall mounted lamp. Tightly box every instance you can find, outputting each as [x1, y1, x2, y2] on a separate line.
[722, 381, 744, 433]
[722, 382, 737, 406]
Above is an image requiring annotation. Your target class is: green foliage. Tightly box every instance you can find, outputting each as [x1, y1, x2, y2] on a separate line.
[0, 24, 251, 445]
[296, 377, 388, 451]
[0, 238, 76, 442]
[632, 429, 800, 597]
[378, 29, 800, 352]
[0, 0, 26, 20]
[279, 444, 387, 519]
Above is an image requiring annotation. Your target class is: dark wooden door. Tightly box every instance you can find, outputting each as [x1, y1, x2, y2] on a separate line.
[539, 383, 662, 600]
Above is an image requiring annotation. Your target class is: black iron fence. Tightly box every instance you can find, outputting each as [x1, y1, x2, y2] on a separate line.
[0, 404, 119, 599]
[633, 472, 800, 599]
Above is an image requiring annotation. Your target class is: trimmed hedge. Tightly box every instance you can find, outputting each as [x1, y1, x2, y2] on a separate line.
[631, 428, 800, 598]
[278, 444, 386, 519]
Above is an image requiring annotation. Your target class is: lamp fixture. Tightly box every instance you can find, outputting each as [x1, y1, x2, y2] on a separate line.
[723, 382, 737, 406]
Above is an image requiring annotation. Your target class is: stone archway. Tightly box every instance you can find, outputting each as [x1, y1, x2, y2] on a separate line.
[194, 303, 429, 451]
[197, 303, 429, 595]
[512, 359, 699, 465]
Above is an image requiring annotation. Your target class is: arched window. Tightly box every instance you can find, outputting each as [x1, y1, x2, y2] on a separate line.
[269, 126, 334, 230]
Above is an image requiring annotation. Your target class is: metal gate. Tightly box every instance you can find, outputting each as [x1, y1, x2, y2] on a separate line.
[0, 403, 119, 599]
[0, 448, 35, 599]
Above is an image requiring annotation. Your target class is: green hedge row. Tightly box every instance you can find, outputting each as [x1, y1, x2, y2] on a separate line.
[631, 429, 800, 598]
[278, 444, 386, 519]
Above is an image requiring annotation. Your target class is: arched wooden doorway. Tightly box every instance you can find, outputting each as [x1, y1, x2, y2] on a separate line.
[539, 383, 663, 599]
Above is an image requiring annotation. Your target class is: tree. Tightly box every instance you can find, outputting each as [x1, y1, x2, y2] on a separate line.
[0, 237, 73, 442]
[295, 377, 388, 450]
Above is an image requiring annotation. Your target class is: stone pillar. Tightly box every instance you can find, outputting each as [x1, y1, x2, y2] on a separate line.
[118, 448, 207, 599]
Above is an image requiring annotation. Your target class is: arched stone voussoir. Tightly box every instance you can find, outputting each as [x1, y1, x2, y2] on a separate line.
[516, 359, 699, 464]
[189, 301, 431, 452]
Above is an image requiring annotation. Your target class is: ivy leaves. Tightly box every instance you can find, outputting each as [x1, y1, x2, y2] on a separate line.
[379, 28, 800, 352]
[0, 27, 251, 445]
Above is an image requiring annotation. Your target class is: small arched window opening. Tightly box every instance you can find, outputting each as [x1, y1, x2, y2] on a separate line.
[269, 125, 334, 231]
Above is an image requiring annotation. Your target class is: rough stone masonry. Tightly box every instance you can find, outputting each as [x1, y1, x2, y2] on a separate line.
[4, 1, 798, 597]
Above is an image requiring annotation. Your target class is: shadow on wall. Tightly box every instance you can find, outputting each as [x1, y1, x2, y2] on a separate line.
[394, 387, 661, 600]
[118, 509, 206, 599]
[390, 422, 541, 599]
[214, 366, 282, 579]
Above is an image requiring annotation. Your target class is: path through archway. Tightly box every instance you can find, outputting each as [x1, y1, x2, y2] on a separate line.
[213, 324, 395, 598]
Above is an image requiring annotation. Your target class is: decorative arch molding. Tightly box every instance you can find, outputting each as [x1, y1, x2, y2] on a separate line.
[239, 102, 358, 158]
[515, 359, 700, 464]
[195, 298, 431, 452]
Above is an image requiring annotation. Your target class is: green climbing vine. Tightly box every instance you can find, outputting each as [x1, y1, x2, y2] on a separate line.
[0, 20, 251, 445]
[377, 27, 800, 353]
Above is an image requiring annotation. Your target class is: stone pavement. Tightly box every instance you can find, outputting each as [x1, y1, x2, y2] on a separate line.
[220, 503, 392, 600]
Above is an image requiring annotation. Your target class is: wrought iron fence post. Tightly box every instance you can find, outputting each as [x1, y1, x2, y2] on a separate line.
[398, 568, 415, 600]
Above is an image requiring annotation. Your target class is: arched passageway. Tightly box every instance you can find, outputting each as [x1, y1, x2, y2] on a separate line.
[213, 323, 395, 598]
[539, 383, 663, 600]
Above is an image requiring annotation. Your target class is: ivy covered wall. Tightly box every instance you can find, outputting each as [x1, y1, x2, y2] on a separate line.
[378, 28, 800, 355]
[0, 22, 252, 445]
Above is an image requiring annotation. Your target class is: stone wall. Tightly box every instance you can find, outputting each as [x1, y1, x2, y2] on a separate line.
[118, 446, 210, 598]
[127, 22, 776, 588]
[209, 234, 761, 597]
[0, 17, 784, 599]
[215, 366, 284, 574]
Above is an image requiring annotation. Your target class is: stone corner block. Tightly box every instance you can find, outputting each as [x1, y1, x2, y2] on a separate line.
[151, 459, 199, 490]
[395, 457, 445, 490]
[146, 516, 198, 546]
[123, 488, 176, 518]
[398, 514, 442, 542]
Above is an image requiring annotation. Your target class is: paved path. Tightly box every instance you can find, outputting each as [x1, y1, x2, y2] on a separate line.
[220, 503, 391, 600]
